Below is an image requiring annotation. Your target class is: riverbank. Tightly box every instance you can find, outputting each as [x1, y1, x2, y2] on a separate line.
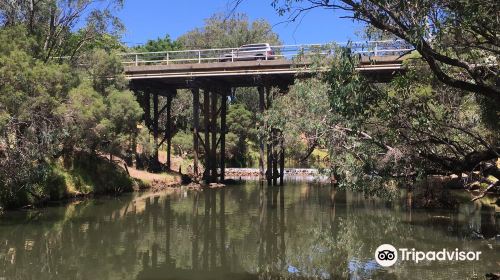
[0, 152, 182, 211]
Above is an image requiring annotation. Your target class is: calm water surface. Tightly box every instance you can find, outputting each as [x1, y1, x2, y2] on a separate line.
[0, 181, 498, 280]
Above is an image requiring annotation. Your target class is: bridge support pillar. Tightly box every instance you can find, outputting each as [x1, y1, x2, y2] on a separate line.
[197, 87, 229, 184]
[210, 88, 218, 182]
[165, 90, 174, 171]
[258, 86, 266, 181]
[136, 86, 176, 173]
[264, 86, 286, 186]
[279, 134, 285, 186]
[151, 92, 161, 172]
[265, 87, 272, 185]
[220, 88, 228, 182]
[203, 89, 211, 181]
[192, 88, 200, 177]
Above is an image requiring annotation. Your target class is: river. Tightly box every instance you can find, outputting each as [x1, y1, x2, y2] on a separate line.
[0, 181, 498, 279]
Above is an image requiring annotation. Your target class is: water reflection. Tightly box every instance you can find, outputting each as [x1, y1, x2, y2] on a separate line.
[0, 182, 498, 280]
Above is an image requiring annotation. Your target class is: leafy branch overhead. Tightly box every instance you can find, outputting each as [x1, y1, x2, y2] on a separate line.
[270, 0, 499, 102]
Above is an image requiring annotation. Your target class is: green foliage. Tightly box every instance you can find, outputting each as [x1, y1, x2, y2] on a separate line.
[227, 104, 255, 139]
[106, 90, 143, 135]
[178, 13, 281, 48]
[83, 49, 127, 95]
[265, 77, 331, 168]
[0, 19, 142, 209]
[172, 131, 194, 157]
[0, 25, 37, 55]
[325, 48, 384, 124]
[265, 39, 498, 192]
[57, 82, 107, 151]
[226, 103, 257, 166]
[133, 34, 181, 52]
[64, 152, 134, 195]
[0, 0, 125, 60]
[271, 0, 499, 102]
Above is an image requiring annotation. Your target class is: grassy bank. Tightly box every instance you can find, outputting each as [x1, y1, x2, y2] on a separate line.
[0, 152, 180, 210]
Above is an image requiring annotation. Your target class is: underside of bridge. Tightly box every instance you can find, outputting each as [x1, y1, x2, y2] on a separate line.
[127, 57, 404, 185]
[130, 77, 290, 185]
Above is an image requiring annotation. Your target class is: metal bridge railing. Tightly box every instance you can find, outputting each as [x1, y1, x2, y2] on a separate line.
[120, 40, 414, 66]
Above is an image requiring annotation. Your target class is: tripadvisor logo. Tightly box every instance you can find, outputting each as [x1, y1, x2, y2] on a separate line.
[375, 244, 482, 267]
[375, 244, 398, 267]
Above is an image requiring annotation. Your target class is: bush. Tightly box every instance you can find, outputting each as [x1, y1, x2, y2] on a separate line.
[0, 152, 134, 209]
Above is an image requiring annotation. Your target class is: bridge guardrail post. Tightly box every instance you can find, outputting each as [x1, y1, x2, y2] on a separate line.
[231, 50, 234, 62]
[135, 54, 138, 66]
[166, 52, 169, 65]
[374, 42, 378, 56]
[198, 50, 201, 63]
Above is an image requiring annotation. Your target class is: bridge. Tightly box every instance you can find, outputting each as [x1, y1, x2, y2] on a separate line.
[123, 40, 412, 85]
[123, 40, 413, 184]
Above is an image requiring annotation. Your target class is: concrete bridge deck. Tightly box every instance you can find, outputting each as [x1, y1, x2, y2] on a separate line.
[123, 40, 412, 87]
[124, 55, 405, 87]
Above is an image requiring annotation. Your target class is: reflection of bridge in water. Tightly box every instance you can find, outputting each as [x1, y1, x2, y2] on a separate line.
[124, 41, 413, 183]
[133, 184, 359, 280]
[136, 185, 290, 280]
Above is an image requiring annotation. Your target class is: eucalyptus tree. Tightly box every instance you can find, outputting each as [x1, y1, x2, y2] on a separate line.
[265, 47, 499, 196]
[0, 0, 125, 61]
[268, 0, 499, 103]
[177, 13, 281, 49]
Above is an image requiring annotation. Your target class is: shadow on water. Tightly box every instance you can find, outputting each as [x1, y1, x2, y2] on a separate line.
[0, 181, 498, 280]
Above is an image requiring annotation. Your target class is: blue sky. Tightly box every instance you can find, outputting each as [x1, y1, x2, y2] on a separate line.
[117, 0, 364, 47]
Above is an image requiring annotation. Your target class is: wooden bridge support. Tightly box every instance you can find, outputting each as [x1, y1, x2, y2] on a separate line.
[152, 92, 160, 172]
[134, 81, 285, 184]
[258, 86, 266, 181]
[137, 87, 176, 172]
[164, 92, 173, 170]
[192, 86, 229, 183]
[220, 89, 228, 182]
[260, 86, 286, 186]
[192, 88, 200, 177]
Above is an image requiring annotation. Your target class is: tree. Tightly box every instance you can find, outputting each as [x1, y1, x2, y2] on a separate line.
[226, 103, 256, 166]
[0, 16, 142, 208]
[0, 0, 125, 61]
[0, 27, 77, 206]
[133, 34, 181, 52]
[178, 13, 281, 48]
[57, 81, 107, 154]
[232, 0, 500, 102]
[83, 49, 128, 96]
[264, 46, 499, 196]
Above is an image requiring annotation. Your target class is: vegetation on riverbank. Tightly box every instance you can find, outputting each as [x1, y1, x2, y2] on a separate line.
[1, 152, 135, 209]
[0, 1, 151, 209]
[258, 0, 500, 199]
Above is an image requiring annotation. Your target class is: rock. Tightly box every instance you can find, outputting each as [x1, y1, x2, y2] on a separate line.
[208, 183, 225, 188]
